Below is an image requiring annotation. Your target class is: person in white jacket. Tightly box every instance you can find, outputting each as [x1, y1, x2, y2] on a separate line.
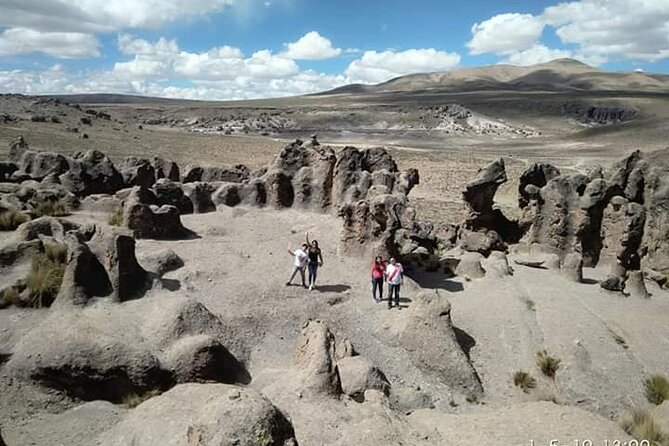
[385, 257, 403, 309]
[286, 243, 309, 288]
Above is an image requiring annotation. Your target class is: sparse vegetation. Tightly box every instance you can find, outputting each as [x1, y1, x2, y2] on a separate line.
[523, 298, 536, 311]
[536, 350, 561, 378]
[108, 210, 123, 226]
[619, 409, 668, 446]
[34, 201, 70, 217]
[645, 375, 669, 406]
[513, 371, 537, 393]
[0, 210, 29, 231]
[122, 389, 162, 408]
[613, 333, 629, 349]
[26, 247, 67, 308]
[0, 287, 20, 309]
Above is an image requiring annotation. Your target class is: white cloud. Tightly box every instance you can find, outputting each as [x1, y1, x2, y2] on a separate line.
[0, 27, 100, 58]
[282, 31, 342, 60]
[0, 0, 236, 34]
[345, 49, 461, 84]
[501, 44, 573, 66]
[543, 0, 669, 62]
[112, 34, 298, 81]
[467, 13, 545, 55]
[469, 0, 669, 64]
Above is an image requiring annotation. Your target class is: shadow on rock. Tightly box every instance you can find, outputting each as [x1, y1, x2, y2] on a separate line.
[406, 270, 465, 292]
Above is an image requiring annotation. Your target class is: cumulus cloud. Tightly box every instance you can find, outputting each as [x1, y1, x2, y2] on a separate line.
[282, 31, 342, 60]
[468, 0, 669, 64]
[500, 44, 573, 66]
[345, 49, 461, 84]
[467, 13, 545, 55]
[0, 0, 236, 33]
[0, 27, 100, 58]
[543, 0, 669, 62]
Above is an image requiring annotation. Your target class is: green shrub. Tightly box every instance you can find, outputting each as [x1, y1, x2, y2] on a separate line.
[619, 409, 668, 446]
[513, 371, 537, 393]
[34, 201, 69, 217]
[645, 375, 669, 406]
[0, 210, 29, 231]
[108, 210, 123, 226]
[536, 349, 561, 378]
[26, 253, 66, 308]
[122, 389, 162, 408]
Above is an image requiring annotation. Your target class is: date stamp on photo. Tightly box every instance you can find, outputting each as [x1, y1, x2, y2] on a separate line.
[530, 441, 650, 446]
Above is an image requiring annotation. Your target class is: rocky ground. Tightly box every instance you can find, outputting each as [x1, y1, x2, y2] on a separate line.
[0, 83, 668, 445]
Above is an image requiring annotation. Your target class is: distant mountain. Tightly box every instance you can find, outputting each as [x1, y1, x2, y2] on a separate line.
[318, 59, 669, 95]
[42, 93, 193, 105]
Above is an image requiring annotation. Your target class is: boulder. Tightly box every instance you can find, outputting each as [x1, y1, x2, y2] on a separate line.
[212, 183, 241, 207]
[60, 150, 124, 196]
[79, 194, 121, 213]
[152, 179, 193, 214]
[97, 384, 297, 446]
[54, 231, 112, 306]
[19, 150, 69, 180]
[8, 135, 30, 162]
[626, 270, 650, 299]
[396, 292, 483, 397]
[152, 156, 180, 182]
[337, 356, 390, 401]
[518, 163, 561, 208]
[0, 162, 18, 182]
[160, 334, 250, 384]
[461, 158, 520, 245]
[264, 169, 294, 207]
[16, 216, 79, 242]
[294, 320, 341, 398]
[181, 164, 203, 183]
[481, 251, 512, 278]
[137, 248, 184, 276]
[87, 226, 149, 301]
[123, 187, 190, 240]
[181, 182, 216, 213]
[7, 296, 240, 402]
[121, 158, 155, 188]
[455, 252, 486, 279]
[601, 275, 625, 292]
[0, 239, 42, 269]
[561, 252, 583, 283]
[200, 165, 250, 183]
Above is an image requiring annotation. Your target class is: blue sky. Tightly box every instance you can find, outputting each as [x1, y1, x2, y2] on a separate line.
[0, 0, 667, 99]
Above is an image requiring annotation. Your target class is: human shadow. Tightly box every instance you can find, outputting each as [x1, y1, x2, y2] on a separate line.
[405, 270, 464, 292]
[317, 284, 352, 293]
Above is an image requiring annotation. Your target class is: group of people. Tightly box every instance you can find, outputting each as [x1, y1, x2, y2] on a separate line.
[371, 256, 404, 309]
[287, 233, 404, 309]
[286, 233, 323, 291]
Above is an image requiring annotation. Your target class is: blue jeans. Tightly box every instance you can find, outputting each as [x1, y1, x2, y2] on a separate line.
[308, 262, 319, 285]
[372, 278, 383, 300]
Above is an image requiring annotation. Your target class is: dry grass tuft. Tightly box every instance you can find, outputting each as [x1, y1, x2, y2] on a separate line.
[536, 349, 561, 378]
[619, 409, 669, 446]
[26, 248, 67, 308]
[0, 210, 29, 231]
[645, 375, 669, 406]
[34, 201, 69, 217]
[108, 210, 123, 226]
[513, 371, 537, 393]
[122, 389, 162, 408]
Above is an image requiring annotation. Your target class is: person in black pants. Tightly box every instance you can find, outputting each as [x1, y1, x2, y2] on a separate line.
[385, 257, 403, 309]
[371, 256, 385, 303]
[306, 232, 324, 291]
